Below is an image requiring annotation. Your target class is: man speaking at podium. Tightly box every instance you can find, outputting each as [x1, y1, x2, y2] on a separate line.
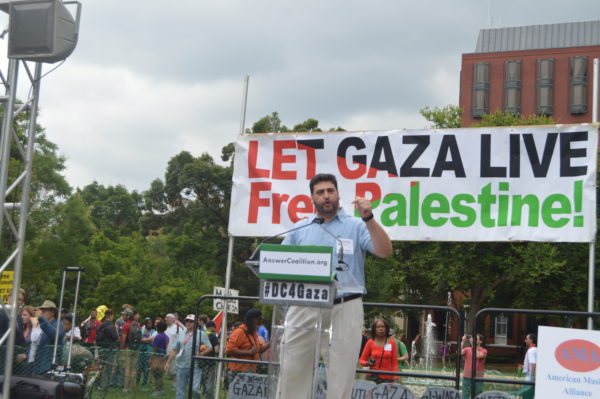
[276, 173, 392, 398]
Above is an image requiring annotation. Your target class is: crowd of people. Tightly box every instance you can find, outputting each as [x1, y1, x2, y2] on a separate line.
[1, 287, 278, 399]
[70, 305, 224, 399]
[1, 286, 540, 399]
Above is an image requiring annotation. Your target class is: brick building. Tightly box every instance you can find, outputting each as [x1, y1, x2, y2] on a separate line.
[460, 20, 600, 126]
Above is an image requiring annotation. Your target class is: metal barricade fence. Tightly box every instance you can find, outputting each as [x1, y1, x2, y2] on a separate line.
[6, 306, 596, 398]
[0, 342, 184, 398]
[470, 308, 600, 399]
[190, 294, 464, 399]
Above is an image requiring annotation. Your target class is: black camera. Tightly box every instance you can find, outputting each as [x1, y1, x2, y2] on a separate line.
[368, 356, 376, 366]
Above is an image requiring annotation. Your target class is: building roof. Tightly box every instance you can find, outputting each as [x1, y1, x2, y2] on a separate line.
[475, 20, 600, 53]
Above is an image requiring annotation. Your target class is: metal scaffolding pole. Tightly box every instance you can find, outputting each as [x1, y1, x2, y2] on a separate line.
[590, 58, 599, 330]
[214, 75, 250, 397]
[0, 59, 43, 399]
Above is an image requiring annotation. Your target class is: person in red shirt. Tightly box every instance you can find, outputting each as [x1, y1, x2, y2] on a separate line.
[80, 309, 101, 344]
[119, 309, 141, 392]
[461, 333, 487, 399]
[360, 319, 398, 383]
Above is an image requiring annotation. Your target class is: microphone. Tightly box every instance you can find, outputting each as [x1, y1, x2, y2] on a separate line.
[315, 219, 346, 271]
[248, 216, 324, 262]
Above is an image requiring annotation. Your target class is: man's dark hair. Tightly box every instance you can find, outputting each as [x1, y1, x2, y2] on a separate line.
[156, 320, 168, 333]
[104, 310, 113, 319]
[309, 173, 338, 194]
[527, 333, 537, 345]
[206, 320, 216, 328]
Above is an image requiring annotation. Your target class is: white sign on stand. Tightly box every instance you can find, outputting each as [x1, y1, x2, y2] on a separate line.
[537, 326, 600, 399]
[213, 286, 239, 314]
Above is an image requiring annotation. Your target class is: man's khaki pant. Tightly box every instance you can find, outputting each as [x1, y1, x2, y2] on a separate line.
[276, 298, 363, 399]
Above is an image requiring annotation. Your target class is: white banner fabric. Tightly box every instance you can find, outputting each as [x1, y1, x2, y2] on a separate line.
[229, 125, 598, 242]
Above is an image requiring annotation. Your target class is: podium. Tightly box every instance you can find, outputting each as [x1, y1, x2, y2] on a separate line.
[247, 243, 337, 399]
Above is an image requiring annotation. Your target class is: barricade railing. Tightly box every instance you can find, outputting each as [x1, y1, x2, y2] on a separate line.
[470, 307, 600, 399]
[191, 294, 464, 399]
[12, 304, 595, 398]
[0, 342, 170, 397]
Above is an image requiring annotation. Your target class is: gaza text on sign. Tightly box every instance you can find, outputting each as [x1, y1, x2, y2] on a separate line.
[229, 125, 597, 242]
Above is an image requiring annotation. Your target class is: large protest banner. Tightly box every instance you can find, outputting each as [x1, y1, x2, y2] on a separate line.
[229, 124, 597, 242]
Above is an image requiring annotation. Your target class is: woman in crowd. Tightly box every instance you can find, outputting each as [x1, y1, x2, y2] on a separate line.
[225, 309, 270, 389]
[137, 317, 156, 386]
[150, 320, 169, 397]
[461, 333, 487, 399]
[359, 319, 398, 384]
[15, 305, 42, 375]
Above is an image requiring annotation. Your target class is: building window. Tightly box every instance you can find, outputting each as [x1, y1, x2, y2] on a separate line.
[495, 314, 508, 345]
[536, 58, 554, 116]
[569, 56, 588, 114]
[504, 61, 522, 115]
[472, 62, 490, 118]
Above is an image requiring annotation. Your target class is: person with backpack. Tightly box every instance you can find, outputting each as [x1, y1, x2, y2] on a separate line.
[120, 309, 142, 392]
[95, 310, 118, 391]
[80, 309, 102, 344]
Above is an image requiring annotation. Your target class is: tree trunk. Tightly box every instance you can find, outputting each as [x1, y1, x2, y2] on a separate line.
[465, 284, 486, 335]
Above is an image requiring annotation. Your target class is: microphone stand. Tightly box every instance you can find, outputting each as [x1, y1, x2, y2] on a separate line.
[317, 219, 364, 295]
[245, 216, 323, 277]
[315, 219, 345, 271]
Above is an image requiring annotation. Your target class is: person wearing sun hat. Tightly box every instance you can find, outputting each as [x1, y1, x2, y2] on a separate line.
[164, 314, 212, 399]
[34, 299, 65, 374]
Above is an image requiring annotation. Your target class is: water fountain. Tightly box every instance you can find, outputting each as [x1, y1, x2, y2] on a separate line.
[409, 340, 417, 369]
[422, 314, 437, 372]
[405, 314, 454, 395]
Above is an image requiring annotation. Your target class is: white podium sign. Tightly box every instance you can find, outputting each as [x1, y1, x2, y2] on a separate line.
[537, 326, 600, 399]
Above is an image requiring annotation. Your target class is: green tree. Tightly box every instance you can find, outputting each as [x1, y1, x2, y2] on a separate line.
[408, 106, 591, 331]
[251, 112, 289, 133]
[251, 113, 345, 133]
[141, 149, 258, 301]
[24, 195, 96, 305]
[0, 106, 73, 305]
[293, 118, 321, 132]
[1, 109, 71, 250]
[419, 105, 463, 129]
[77, 182, 143, 240]
[471, 110, 555, 127]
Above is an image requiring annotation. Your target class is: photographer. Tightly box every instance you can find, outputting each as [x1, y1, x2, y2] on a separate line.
[359, 319, 398, 384]
[461, 334, 487, 399]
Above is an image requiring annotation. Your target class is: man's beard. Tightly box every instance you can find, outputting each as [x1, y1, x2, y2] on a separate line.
[314, 199, 339, 216]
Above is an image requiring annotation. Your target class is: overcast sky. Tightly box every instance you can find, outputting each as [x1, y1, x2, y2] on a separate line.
[1, 0, 598, 193]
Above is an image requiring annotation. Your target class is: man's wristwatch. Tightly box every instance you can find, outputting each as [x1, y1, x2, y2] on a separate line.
[362, 213, 374, 223]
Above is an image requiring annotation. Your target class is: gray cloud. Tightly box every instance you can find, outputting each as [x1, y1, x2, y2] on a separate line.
[17, 0, 598, 191]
